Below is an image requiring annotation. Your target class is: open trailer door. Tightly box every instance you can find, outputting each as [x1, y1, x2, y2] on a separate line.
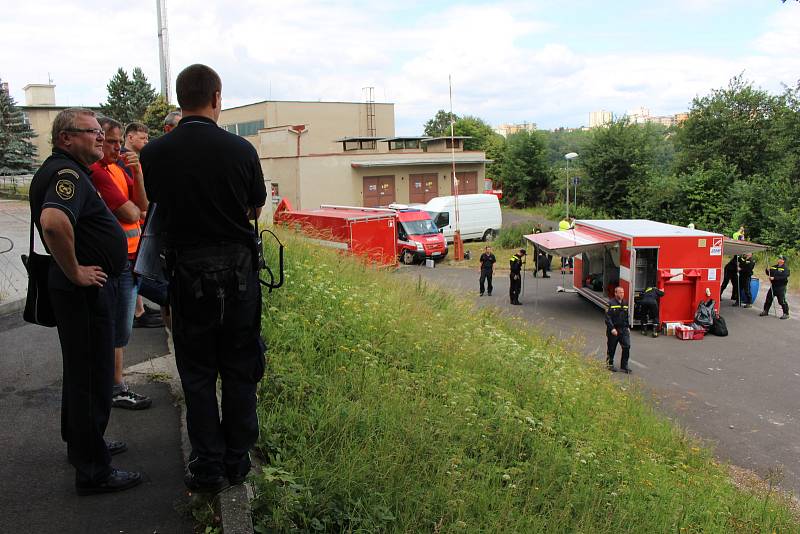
[525, 228, 622, 308]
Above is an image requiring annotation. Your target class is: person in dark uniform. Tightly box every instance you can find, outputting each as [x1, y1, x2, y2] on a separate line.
[639, 285, 664, 337]
[720, 255, 739, 302]
[29, 108, 141, 495]
[141, 65, 268, 492]
[478, 245, 496, 296]
[737, 253, 756, 308]
[605, 286, 631, 373]
[760, 255, 790, 319]
[509, 249, 526, 305]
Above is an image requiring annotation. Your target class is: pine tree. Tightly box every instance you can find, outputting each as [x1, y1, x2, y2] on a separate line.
[100, 67, 157, 125]
[0, 79, 37, 175]
[129, 68, 157, 123]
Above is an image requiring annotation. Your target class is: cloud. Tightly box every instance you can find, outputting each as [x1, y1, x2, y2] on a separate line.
[2, 0, 799, 135]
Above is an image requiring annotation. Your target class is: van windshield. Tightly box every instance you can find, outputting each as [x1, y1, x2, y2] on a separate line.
[401, 219, 438, 236]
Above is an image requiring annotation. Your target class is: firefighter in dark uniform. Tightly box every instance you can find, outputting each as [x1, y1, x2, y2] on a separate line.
[639, 285, 665, 337]
[509, 249, 526, 305]
[605, 286, 632, 373]
[141, 65, 268, 492]
[760, 255, 790, 319]
[737, 253, 756, 308]
[29, 108, 141, 495]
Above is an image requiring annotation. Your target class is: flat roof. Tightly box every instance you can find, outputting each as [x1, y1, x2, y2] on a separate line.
[420, 136, 472, 142]
[380, 136, 431, 142]
[351, 156, 492, 168]
[221, 99, 394, 112]
[335, 136, 385, 142]
[577, 219, 721, 238]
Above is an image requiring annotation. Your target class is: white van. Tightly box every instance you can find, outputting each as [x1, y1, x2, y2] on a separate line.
[421, 194, 502, 242]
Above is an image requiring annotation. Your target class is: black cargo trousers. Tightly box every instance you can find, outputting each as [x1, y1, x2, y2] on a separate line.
[168, 242, 266, 481]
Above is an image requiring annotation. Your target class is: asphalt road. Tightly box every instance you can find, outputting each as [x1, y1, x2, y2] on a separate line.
[0, 312, 192, 533]
[397, 263, 800, 496]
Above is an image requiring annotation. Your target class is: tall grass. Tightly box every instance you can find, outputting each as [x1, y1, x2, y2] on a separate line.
[252, 232, 797, 532]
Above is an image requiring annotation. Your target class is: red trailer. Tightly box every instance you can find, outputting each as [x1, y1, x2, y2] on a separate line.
[274, 199, 397, 266]
[525, 220, 766, 328]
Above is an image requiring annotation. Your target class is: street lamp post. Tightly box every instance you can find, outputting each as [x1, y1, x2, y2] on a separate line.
[564, 152, 578, 219]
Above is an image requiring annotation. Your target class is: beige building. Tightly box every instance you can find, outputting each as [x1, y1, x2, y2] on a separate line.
[494, 122, 536, 137]
[219, 101, 489, 210]
[589, 110, 612, 128]
[18, 84, 100, 163]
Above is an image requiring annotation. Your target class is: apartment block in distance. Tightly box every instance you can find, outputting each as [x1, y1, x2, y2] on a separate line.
[218, 100, 490, 210]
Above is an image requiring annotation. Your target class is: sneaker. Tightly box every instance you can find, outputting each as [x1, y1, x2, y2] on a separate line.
[759, 311, 769, 317]
[479, 293, 484, 296]
[76, 469, 142, 496]
[133, 313, 164, 328]
[106, 439, 128, 456]
[112, 388, 152, 410]
[743, 304, 752, 308]
[606, 364, 618, 372]
[652, 331, 659, 338]
[487, 292, 492, 296]
[780, 314, 790, 320]
[184, 472, 229, 494]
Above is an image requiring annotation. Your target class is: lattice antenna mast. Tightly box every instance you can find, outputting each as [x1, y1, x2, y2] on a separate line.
[156, 0, 172, 102]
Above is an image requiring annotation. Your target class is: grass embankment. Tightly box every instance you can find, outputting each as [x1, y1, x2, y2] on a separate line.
[251, 232, 797, 532]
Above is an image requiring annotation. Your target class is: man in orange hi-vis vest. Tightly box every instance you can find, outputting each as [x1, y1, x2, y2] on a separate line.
[89, 117, 152, 411]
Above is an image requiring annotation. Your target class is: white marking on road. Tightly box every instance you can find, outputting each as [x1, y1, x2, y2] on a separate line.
[630, 360, 648, 369]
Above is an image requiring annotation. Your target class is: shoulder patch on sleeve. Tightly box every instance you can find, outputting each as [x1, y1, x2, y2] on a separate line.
[55, 179, 75, 200]
[57, 168, 80, 180]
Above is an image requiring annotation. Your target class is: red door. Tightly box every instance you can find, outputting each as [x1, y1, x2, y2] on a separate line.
[451, 171, 477, 195]
[363, 175, 395, 207]
[409, 173, 438, 204]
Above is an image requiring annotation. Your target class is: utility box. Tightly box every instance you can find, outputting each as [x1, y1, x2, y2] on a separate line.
[525, 219, 766, 328]
[274, 199, 398, 266]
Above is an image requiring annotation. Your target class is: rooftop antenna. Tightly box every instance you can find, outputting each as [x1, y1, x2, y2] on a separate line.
[47, 72, 53, 85]
[156, 0, 171, 103]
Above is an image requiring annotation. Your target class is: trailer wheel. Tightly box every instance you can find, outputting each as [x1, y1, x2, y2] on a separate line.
[401, 250, 416, 265]
[483, 229, 497, 242]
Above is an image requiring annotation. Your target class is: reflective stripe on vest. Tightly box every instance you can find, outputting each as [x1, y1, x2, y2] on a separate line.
[610, 305, 629, 309]
[106, 163, 141, 255]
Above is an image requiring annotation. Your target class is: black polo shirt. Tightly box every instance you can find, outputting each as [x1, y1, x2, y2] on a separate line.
[140, 115, 267, 248]
[29, 148, 128, 277]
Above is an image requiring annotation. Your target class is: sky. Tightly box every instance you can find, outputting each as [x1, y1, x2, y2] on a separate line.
[2, 0, 799, 134]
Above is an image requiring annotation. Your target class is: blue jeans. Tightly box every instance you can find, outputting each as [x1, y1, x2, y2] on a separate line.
[112, 260, 139, 348]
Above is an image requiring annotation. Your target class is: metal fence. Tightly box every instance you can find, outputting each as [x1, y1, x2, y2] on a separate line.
[0, 235, 27, 304]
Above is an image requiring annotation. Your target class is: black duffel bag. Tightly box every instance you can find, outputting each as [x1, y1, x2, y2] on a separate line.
[709, 315, 728, 337]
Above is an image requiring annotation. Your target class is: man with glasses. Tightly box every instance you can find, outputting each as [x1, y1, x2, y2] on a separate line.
[89, 117, 152, 410]
[29, 108, 142, 494]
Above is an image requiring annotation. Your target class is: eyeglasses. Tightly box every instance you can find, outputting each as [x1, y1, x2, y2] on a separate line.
[64, 128, 105, 137]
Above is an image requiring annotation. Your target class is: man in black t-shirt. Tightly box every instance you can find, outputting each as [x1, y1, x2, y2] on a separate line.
[478, 246, 496, 296]
[141, 64, 268, 493]
[29, 108, 141, 495]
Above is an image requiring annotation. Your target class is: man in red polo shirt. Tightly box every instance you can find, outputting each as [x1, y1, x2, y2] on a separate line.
[89, 117, 152, 410]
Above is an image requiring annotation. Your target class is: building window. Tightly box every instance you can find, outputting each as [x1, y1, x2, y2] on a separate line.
[445, 139, 461, 149]
[389, 139, 420, 150]
[343, 139, 376, 151]
[236, 120, 264, 136]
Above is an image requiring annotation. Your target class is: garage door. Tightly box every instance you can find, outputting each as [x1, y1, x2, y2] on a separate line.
[363, 175, 395, 207]
[409, 173, 438, 204]
[451, 171, 477, 194]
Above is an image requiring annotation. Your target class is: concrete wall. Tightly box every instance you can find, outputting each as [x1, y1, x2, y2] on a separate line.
[219, 100, 395, 156]
[23, 107, 62, 162]
[264, 152, 485, 210]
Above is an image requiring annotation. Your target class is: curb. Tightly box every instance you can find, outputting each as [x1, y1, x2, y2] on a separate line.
[0, 297, 25, 318]
[126, 329, 256, 533]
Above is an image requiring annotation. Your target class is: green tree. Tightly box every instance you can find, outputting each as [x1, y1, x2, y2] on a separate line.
[142, 94, 177, 139]
[100, 67, 157, 125]
[580, 119, 671, 217]
[453, 115, 505, 181]
[0, 79, 37, 175]
[423, 110, 458, 137]
[675, 75, 780, 179]
[499, 131, 551, 206]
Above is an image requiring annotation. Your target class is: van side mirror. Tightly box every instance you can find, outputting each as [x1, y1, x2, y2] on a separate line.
[438, 228, 443, 234]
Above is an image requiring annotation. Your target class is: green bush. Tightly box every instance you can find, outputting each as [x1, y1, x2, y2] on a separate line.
[250, 232, 797, 533]
[546, 203, 604, 221]
[495, 223, 529, 249]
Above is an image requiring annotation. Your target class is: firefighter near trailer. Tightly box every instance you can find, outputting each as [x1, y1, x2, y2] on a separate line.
[760, 255, 790, 320]
[605, 286, 632, 373]
[509, 249, 526, 305]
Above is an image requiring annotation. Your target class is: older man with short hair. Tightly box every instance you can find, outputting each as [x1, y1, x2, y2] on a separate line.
[29, 108, 141, 495]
